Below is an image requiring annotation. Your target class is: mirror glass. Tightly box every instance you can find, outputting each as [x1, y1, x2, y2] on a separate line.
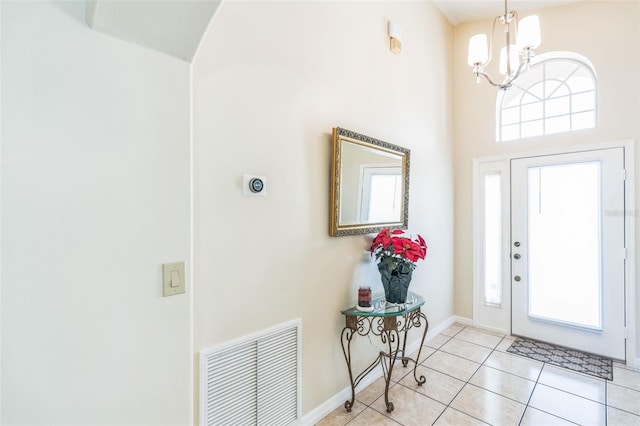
[330, 127, 410, 236]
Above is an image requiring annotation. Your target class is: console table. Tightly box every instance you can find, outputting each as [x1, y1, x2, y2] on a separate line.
[340, 292, 429, 413]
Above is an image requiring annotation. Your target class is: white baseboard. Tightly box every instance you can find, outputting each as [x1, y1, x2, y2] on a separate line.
[450, 315, 473, 327]
[451, 315, 513, 336]
[298, 384, 350, 426]
[300, 363, 383, 426]
[301, 315, 466, 425]
[471, 322, 509, 336]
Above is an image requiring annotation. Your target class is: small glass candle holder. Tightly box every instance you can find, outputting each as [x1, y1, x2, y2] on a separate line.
[358, 286, 372, 308]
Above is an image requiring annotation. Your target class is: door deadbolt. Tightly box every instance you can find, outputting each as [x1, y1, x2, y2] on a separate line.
[514, 275, 521, 282]
[513, 253, 521, 260]
[514, 241, 521, 247]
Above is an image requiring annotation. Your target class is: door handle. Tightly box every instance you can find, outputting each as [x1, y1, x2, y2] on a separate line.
[513, 253, 521, 260]
[514, 275, 521, 282]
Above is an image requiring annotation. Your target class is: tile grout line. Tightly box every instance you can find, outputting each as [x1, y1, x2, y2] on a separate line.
[605, 379, 608, 426]
[607, 377, 640, 393]
[511, 342, 607, 425]
[423, 326, 535, 424]
[428, 325, 490, 426]
[517, 361, 545, 425]
[468, 333, 530, 423]
[424, 326, 502, 424]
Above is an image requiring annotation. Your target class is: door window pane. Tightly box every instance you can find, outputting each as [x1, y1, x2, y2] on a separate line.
[484, 173, 502, 305]
[527, 162, 601, 329]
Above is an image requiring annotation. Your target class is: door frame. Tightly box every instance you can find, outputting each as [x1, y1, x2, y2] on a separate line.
[472, 139, 636, 363]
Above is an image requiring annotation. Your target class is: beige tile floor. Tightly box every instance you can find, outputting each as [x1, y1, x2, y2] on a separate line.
[317, 324, 640, 426]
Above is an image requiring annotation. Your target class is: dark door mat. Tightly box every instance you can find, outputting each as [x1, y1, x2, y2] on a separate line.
[507, 336, 613, 381]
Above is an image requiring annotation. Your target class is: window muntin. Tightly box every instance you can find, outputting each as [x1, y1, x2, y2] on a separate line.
[497, 53, 597, 142]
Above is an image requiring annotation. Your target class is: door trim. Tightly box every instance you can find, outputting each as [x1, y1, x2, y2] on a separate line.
[472, 139, 636, 362]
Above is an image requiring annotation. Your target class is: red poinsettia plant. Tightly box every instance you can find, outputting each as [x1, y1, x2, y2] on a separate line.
[370, 228, 428, 274]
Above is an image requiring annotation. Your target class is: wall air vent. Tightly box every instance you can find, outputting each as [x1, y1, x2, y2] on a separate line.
[200, 320, 301, 426]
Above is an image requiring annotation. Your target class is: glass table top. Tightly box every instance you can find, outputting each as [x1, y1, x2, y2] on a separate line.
[341, 292, 424, 317]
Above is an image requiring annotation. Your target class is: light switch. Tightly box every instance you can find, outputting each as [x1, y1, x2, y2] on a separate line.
[170, 270, 181, 288]
[163, 262, 185, 296]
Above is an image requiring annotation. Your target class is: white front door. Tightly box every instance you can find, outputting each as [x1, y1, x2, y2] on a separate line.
[511, 148, 626, 360]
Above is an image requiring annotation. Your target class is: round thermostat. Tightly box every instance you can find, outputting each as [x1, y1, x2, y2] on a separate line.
[249, 177, 264, 193]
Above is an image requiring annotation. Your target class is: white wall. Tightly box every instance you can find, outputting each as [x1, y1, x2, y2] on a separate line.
[1, 1, 192, 424]
[453, 1, 640, 351]
[192, 0, 454, 418]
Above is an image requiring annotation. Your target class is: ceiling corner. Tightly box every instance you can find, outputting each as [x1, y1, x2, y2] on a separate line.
[86, 0, 221, 62]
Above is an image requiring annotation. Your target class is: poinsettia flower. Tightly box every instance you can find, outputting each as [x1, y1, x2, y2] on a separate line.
[405, 240, 425, 262]
[416, 235, 428, 259]
[370, 228, 428, 274]
[370, 228, 388, 245]
[391, 238, 407, 255]
[370, 228, 394, 253]
[417, 234, 427, 249]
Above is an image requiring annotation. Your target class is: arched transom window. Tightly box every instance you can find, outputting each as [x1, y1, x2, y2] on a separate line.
[497, 52, 597, 142]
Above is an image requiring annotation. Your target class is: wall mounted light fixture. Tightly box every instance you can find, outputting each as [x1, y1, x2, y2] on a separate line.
[388, 20, 402, 54]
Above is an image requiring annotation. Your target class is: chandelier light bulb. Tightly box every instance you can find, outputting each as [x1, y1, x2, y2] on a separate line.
[468, 34, 489, 66]
[499, 44, 520, 76]
[518, 15, 541, 49]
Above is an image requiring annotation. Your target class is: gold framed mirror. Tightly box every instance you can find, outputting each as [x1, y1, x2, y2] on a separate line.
[330, 127, 410, 236]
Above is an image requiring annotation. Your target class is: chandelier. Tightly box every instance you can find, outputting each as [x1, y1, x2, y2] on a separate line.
[467, 0, 541, 90]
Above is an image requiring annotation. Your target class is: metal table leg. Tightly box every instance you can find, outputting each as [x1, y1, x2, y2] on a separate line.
[340, 316, 357, 412]
[407, 310, 429, 386]
[380, 317, 400, 413]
